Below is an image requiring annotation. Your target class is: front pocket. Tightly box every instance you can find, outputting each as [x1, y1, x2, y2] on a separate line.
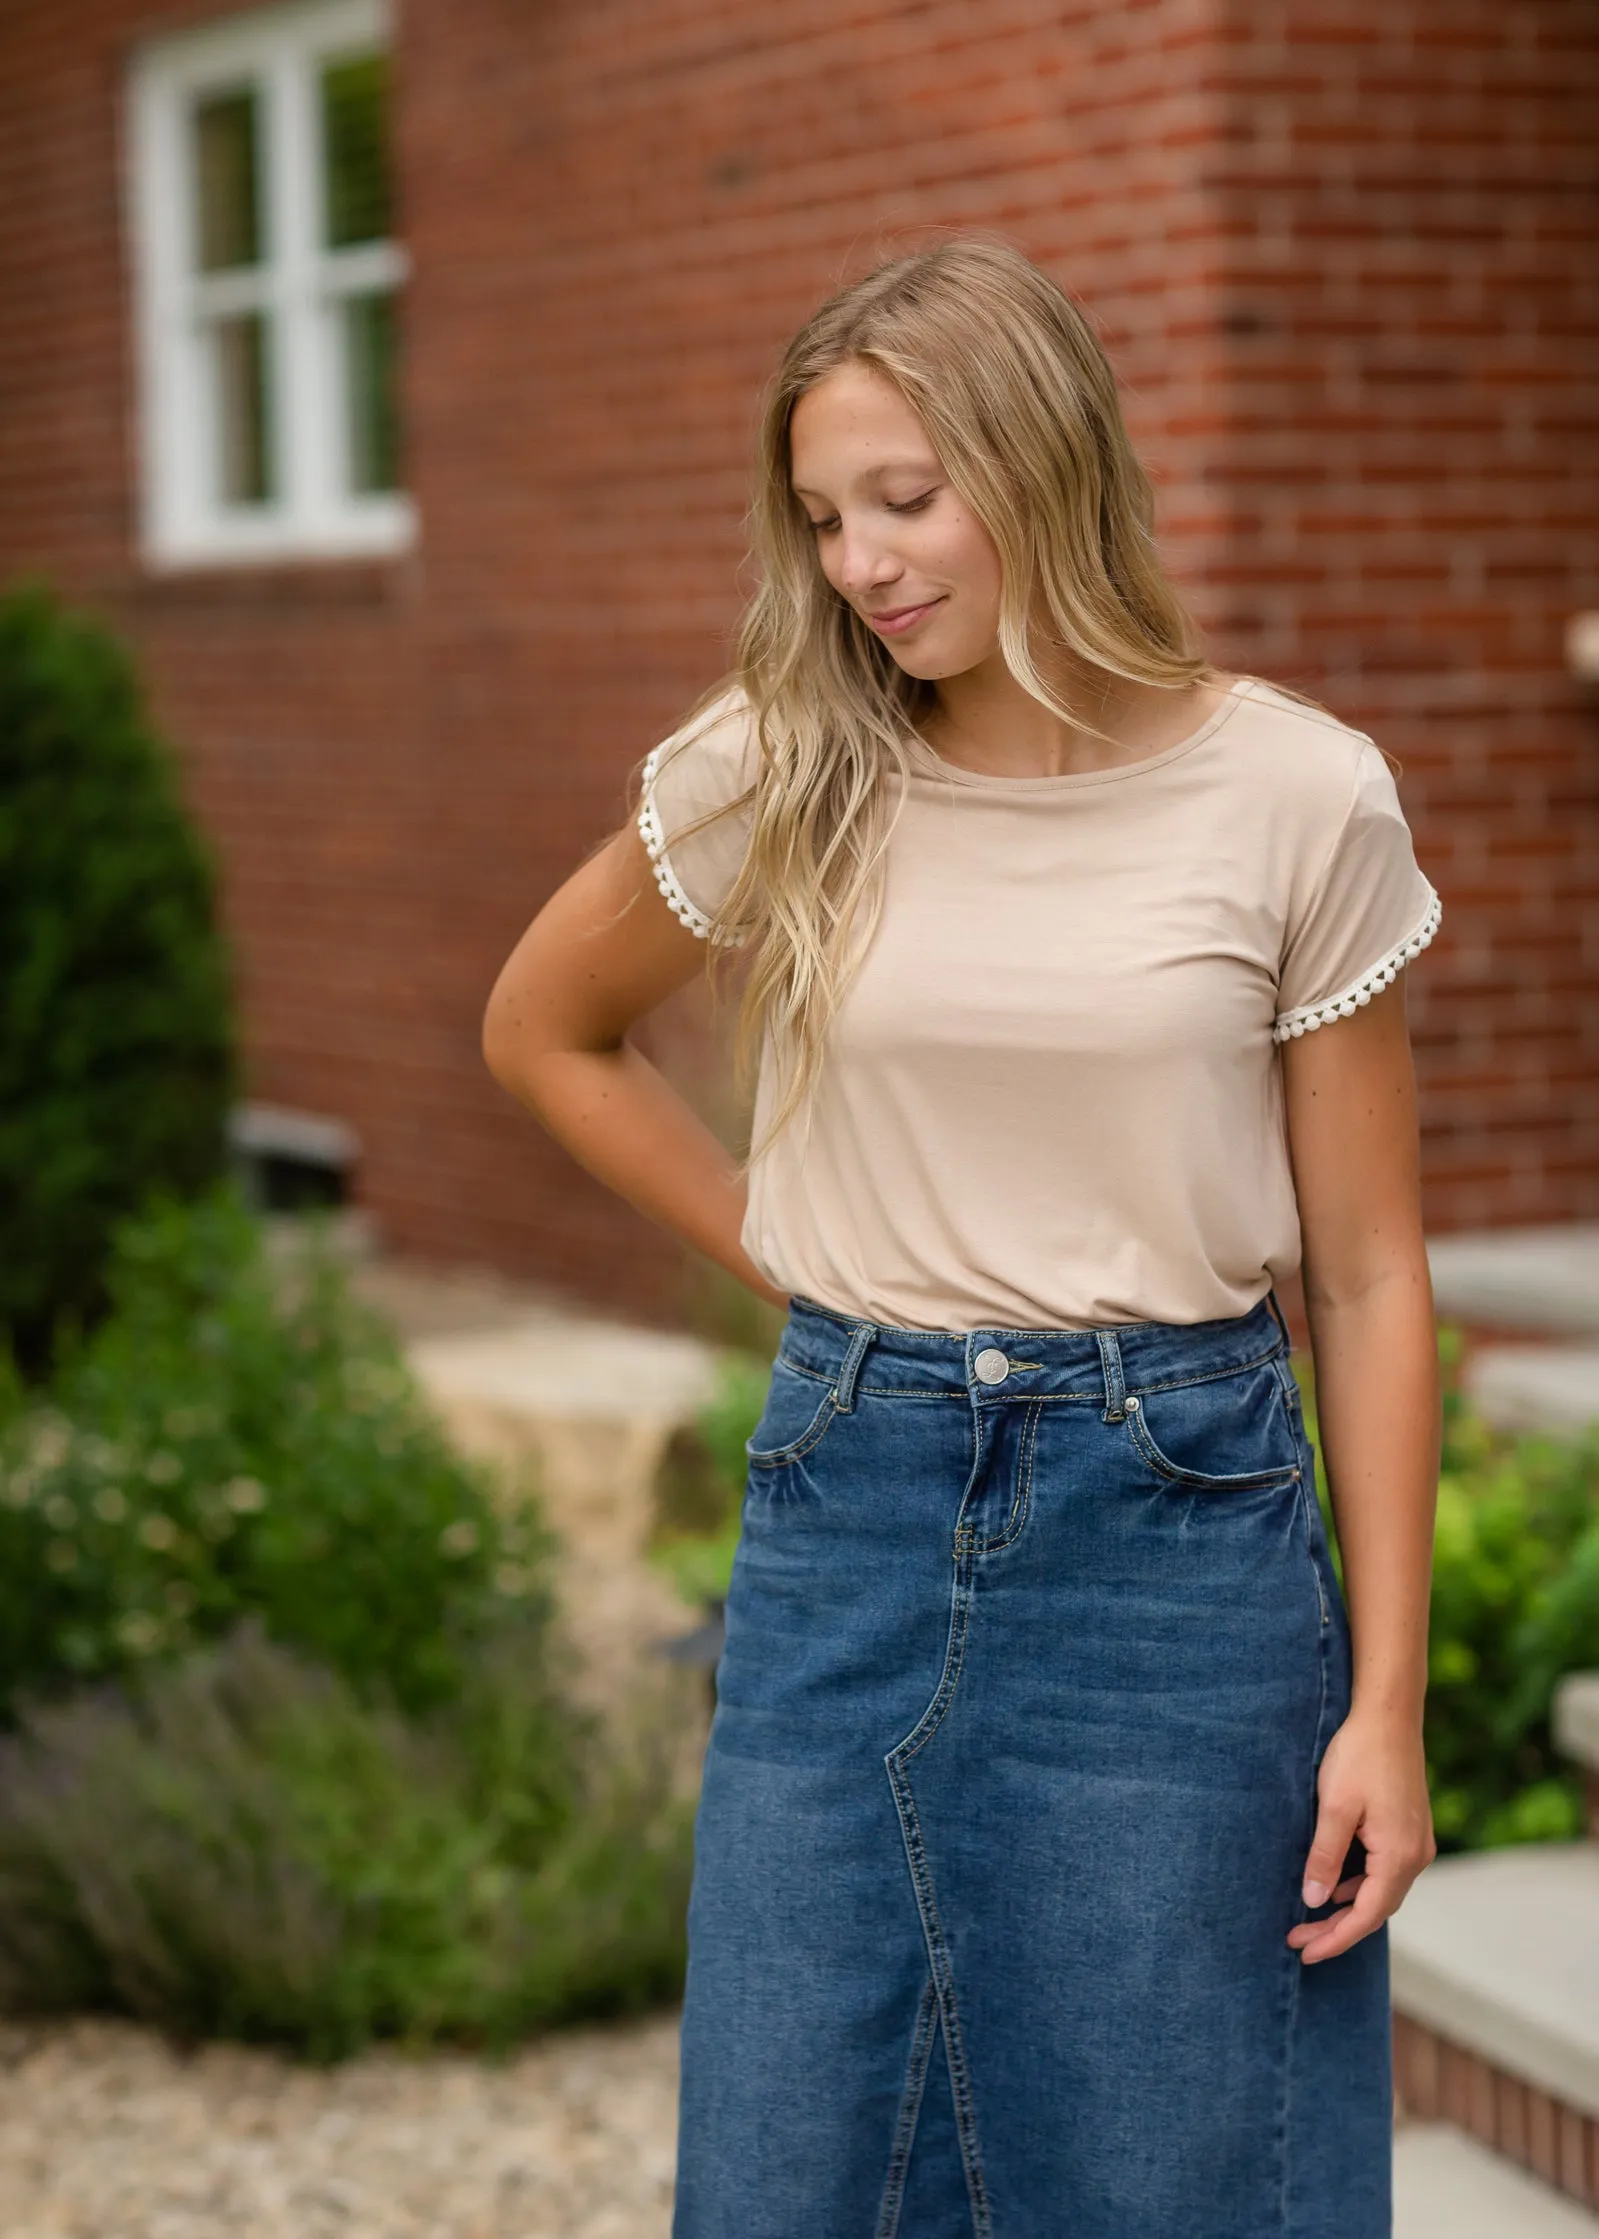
[1123, 1358, 1302, 1492]
[746, 1353, 841, 1470]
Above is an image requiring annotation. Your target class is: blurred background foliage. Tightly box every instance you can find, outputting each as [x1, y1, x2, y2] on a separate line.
[1299, 1339, 1598, 1853]
[0, 1187, 550, 1721]
[0, 1190, 694, 2057]
[0, 589, 692, 2058]
[0, 583, 234, 1379]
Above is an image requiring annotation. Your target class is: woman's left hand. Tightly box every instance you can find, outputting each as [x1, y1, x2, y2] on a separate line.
[1286, 1711, 1437, 1965]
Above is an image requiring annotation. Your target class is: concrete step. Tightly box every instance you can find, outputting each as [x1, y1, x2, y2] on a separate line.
[1395, 2125, 1599, 2237]
[1556, 1675, 1599, 1779]
[404, 1314, 726, 1559]
[1427, 1223, 1599, 1339]
[1463, 1343, 1599, 1436]
[1391, 1845, 1599, 2121]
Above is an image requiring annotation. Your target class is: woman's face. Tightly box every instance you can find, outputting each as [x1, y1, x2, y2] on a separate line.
[788, 361, 1004, 681]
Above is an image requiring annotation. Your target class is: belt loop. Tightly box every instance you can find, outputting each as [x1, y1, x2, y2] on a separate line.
[834, 1319, 876, 1412]
[1096, 1328, 1127, 1422]
[1263, 1286, 1294, 1358]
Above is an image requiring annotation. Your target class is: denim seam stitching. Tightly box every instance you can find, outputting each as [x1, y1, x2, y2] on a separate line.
[1123, 1402, 1302, 1492]
[766, 1357, 838, 1389]
[855, 1385, 973, 1399]
[873, 1970, 941, 2239]
[878, 1424, 991, 2227]
[1274, 1889, 1300, 2233]
[1125, 1342, 1285, 1395]
[1281, 1602, 1339, 2230]
[983, 1399, 1041, 1553]
[777, 1353, 1284, 1401]
[746, 1392, 839, 1469]
[884, 1762, 992, 2237]
[1277, 1359, 1332, 1630]
[896, 1577, 975, 1765]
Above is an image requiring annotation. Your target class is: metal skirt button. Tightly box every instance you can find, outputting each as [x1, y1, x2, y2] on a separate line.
[974, 1347, 1010, 1385]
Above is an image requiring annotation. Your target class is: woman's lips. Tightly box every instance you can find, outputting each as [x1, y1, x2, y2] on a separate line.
[863, 597, 944, 637]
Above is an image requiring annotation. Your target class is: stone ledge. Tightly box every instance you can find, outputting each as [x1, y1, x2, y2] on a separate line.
[405, 1316, 728, 1561]
[1554, 1676, 1599, 1782]
[406, 1316, 722, 1424]
[1394, 2123, 1599, 2236]
[1464, 1345, 1599, 1437]
[1391, 1847, 1599, 2126]
[1427, 1224, 1599, 1339]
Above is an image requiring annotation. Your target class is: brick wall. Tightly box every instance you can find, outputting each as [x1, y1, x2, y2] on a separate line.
[0, 0, 1594, 1325]
[1203, 0, 1599, 1229]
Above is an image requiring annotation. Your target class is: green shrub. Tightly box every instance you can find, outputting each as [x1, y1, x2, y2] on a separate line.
[0, 583, 234, 1372]
[0, 1621, 694, 2058]
[1297, 1338, 1598, 1852]
[648, 1348, 771, 1608]
[0, 1187, 550, 1723]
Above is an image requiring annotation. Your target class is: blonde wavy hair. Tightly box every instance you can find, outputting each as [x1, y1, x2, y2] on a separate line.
[635, 236, 1305, 1166]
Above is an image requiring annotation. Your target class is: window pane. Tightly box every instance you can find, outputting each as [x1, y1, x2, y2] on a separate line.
[210, 312, 275, 504]
[321, 52, 391, 248]
[193, 86, 262, 271]
[340, 290, 399, 493]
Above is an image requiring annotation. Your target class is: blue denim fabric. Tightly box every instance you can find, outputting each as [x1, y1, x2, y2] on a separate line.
[672, 1290, 1392, 2239]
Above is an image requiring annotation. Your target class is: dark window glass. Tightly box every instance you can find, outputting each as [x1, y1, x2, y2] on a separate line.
[340, 291, 399, 493]
[212, 311, 275, 503]
[193, 85, 263, 270]
[321, 51, 391, 248]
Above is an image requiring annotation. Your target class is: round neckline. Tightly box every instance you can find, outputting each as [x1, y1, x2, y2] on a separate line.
[900, 675, 1257, 792]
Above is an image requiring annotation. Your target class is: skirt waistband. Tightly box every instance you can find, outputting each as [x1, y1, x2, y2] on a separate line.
[779, 1288, 1294, 1420]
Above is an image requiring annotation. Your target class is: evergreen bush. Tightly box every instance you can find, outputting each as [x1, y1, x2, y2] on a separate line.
[0, 582, 234, 1371]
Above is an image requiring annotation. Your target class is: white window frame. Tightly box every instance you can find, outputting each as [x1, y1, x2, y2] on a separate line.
[127, 0, 415, 567]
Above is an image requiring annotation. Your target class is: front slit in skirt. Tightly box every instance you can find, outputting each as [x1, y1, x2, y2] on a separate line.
[670, 1290, 1392, 2239]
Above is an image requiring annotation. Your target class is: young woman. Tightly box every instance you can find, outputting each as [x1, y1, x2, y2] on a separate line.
[483, 238, 1441, 2239]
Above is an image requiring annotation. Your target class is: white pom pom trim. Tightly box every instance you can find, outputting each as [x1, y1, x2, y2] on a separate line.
[1273, 888, 1442, 1043]
[637, 739, 724, 942]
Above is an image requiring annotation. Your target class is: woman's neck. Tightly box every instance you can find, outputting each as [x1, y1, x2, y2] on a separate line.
[923, 651, 1230, 780]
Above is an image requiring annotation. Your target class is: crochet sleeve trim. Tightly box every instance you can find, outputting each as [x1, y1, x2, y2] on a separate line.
[1273, 888, 1442, 1043]
[637, 738, 741, 945]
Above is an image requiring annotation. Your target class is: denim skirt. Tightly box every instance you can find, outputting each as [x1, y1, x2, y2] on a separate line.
[672, 1289, 1392, 2239]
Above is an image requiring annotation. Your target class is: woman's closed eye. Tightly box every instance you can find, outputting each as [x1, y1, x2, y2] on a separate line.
[801, 488, 941, 536]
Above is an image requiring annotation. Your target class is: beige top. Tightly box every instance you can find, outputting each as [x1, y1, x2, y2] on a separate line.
[638, 675, 1442, 1333]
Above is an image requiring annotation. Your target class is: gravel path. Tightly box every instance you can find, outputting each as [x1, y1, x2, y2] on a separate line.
[0, 2008, 681, 2239]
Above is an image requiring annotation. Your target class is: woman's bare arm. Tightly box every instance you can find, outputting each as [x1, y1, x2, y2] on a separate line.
[482, 822, 789, 1310]
[1279, 983, 1440, 1963]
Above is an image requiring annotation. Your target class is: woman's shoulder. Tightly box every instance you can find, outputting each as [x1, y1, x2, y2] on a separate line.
[1227, 672, 1376, 757]
[636, 683, 760, 943]
[1221, 672, 1392, 825]
[644, 682, 760, 797]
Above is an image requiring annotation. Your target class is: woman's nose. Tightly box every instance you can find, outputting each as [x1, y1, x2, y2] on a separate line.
[837, 525, 900, 599]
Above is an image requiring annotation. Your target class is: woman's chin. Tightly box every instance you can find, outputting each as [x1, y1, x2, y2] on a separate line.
[885, 637, 965, 681]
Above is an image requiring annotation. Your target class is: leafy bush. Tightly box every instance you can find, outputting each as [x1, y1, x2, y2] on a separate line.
[0, 1187, 550, 1723]
[0, 1621, 694, 2059]
[648, 1348, 771, 1608]
[1297, 1338, 1599, 1852]
[0, 582, 234, 1372]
